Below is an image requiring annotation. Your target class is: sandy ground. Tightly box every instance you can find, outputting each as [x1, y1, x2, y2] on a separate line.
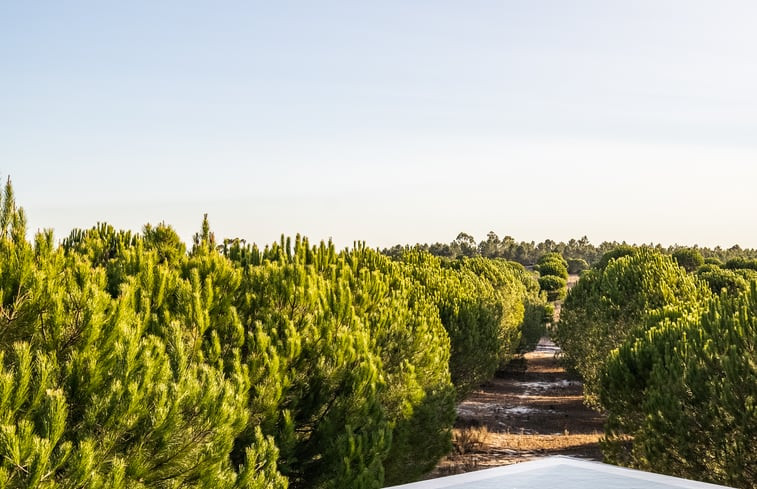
[430, 337, 605, 477]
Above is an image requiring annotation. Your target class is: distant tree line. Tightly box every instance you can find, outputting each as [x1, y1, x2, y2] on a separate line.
[383, 231, 757, 269]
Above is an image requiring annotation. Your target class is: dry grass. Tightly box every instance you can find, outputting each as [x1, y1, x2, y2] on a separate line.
[437, 428, 603, 476]
[453, 426, 491, 455]
[484, 429, 602, 452]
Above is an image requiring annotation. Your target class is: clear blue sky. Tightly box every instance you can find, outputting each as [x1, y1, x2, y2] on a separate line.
[2, 1, 756, 249]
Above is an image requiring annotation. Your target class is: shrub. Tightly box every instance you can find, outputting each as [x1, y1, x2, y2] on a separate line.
[400, 251, 502, 398]
[538, 252, 568, 268]
[538, 275, 568, 301]
[672, 248, 704, 272]
[601, 285, 757, 487]
[334, 245, 456, 485]
[723, 257, 757, 271]
[455, 257, 527, 362]
[518, 298, 553, 351]
[237, 256, 388, 489]
[735, 268, 757, 283]
[538, 274, 566, 290]
[594, 244, 636, 270]
[142, 221, 186, 265]
[537, 259, 569, 280]
[696, 266, 749, 295]
[0, 183, 285, 489]
[229, 239, 457, 487]
[567, 258, 590, 274]
[555, 248, 710, 404]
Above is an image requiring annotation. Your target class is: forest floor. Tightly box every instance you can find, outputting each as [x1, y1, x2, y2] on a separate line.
[430, 336, 605, 478]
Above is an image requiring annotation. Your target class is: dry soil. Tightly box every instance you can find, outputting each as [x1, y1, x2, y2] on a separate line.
[431, 337, 605, 477]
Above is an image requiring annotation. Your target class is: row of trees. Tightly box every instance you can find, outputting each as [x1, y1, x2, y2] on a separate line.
[535, 253, 569, 302]
[556, 246, 756, 488]
[384, 232, 757, 268]
[0, 181, 550, 488]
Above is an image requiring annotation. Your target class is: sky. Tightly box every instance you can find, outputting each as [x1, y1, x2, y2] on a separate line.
[2, 1, 756, 249]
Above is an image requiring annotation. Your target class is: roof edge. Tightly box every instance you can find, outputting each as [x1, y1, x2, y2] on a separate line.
[384, 456, 734, 489]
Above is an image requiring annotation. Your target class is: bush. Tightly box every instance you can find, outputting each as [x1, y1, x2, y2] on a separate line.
[537, 259, 569, 280]
[567, 258, 589, 274]
[400, 251, 508, 398]
[601, 285, 757, 487]
[474, 259, 551, 355]
[538, 274, 566, 290]
[142, 221, 186, 265]
[537, 253, 569, 280]
[538, 252, 568, 268]
[333, 245, 456, 485]
[550, 287, 568, 302]
[0, 177, 462, 488]
[454, 258, 527, 366]
[237, 254, 388, 489]
[672, 248, 704, 272]
[735, 268, 757, 283]
[594, 245, 636, 270]
[519, 298, 553, 351]
[555, 248, 710, 404]
[723, 257, 757, 271]
[538, 275, 568, 301]
[0, 182, 285, 489]
[504, 261, 552, 352]
[696, 266, 749, 295]
[228, 239, 457, 486]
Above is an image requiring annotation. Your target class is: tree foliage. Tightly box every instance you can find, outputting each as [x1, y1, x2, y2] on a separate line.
[566, 258, 589, 274]
[538, 275, 568, 301]
[536, 260, 569, 280]
[384, 232, 757, 269]
[723, 257, 757, 271]
[696, 265, 749, 295]
[504, 262, 552, 352]
[0, 185, 284, 489]
[398, 251, 505, 398]
[554, 248, 710, 404]
[0, 179, 554, 488]
[534, 253, 569, 302]
[671, 248, 704, 273]
[601, 285, 757, 488]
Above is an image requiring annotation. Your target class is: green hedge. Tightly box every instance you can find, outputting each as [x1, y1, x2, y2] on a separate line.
[601, 285, 757, 488]
[567, 258, 589, 274]
[0, 180, 549, 488]
[538, 275, 568, 301]
[537, 253, 569, 280]
[671, 248, 704, 272]
[554, 248, 710, 404]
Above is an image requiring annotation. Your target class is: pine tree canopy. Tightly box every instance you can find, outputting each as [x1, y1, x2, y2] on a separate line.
[0, 180, 552, 488]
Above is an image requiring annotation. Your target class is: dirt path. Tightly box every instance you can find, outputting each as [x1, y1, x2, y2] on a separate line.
[431, 337, 604, 477]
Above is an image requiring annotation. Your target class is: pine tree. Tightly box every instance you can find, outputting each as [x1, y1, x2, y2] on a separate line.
[555, 248, 710, 403]
[0, 185, 285, 488]
[0, 179, 562, 487]
[338, 245, 455, 485]
[602, 285, 757, 488]
[398, 250, 501, 398]
[237, 255, 387, 489]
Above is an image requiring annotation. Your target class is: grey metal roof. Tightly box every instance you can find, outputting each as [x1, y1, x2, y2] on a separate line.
[385, 457, 734, 489]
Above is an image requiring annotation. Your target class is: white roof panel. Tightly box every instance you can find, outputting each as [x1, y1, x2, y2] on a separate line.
[385, 457, 733, 489]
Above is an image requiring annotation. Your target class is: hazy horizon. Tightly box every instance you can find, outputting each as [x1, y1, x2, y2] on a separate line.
[4, 2, 756, 249]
